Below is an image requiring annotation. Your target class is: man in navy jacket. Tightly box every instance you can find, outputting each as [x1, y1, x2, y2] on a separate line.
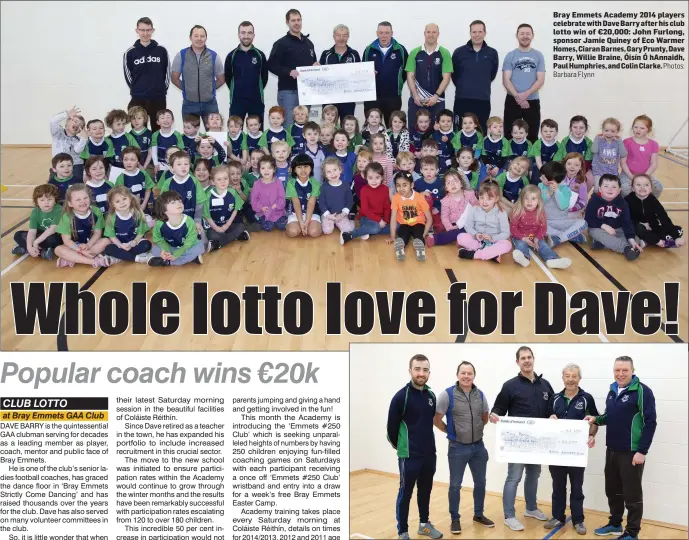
[319, 24, 361, 120]
[451, 20, 499, 133]
[489, 346, 553, 531]
[586, 356, 656, 540]
[123, 17, 170, 132]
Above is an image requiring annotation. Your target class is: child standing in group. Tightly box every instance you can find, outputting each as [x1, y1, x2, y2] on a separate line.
[591, 118, 627, 186]
[50, 106, 86, 182]
[193, 158, 213, 192]
[342, 115, 363, 153]
[250, 155, 288, 231]
[387, 110, 410, 159]
[496, 156, 530, 209]
[301, 122, 327, 184]
[362, 108, 393, 155]
[150, 109, 184, 182]
[353, 149, 373, 205]
[586, 173, 644, 260]
[342, 162, 392, 244]
[149, 190, 205, 266]
[330, 130, 358, 185]
[105, 109, 140, 182]
[414, 156, 445, 232]
[80, 119, 115, 164]
[227, 161, 260, 233]
[561, 115, 594, 190]
[538, 161, 587, 247]
[621, 114, 663, 198]
[245, 114, 263, 154]
[290, 105, 310, 156]
[321, 104, 340, 128]
[426, 168, 477, 247]
[319, 157, 355, 240]
[206, 112, 224, 133]
[457, 180, 512, 262]
[260, 106, 295, 155]
[479, 117, 511, 183]
[409, 108, 433, 161]
[158, 146, 181, 184]
[562, 153, 589, 213]
[12, 184, 63, 260]
[181, 114, 224, 163]
[226, 115, 249, 166]
[102, 185, 152, 264]
[49, 153, 79, 202]
[528, 119, 564, 184]
[84, 156, 114, 215]
[506, 119, 532, 171]
[626, 173, 684, 248]
[285, 154, 322, 238]
[371, 132, 395, 191]
[243, 149, 264, 187]
[195, 136, 224, 168]
[128, 106, 152, 168]
[432, 109, 457, 174]
[396, 150, 420, 182]
[319, 122, 336, 154]
[115, 146, 155, 222]
[271, 140, 292, 189]
[158, 151, 206, 238]
[455, 147, 481, 191]
[54, 183, 110, 268]
[509, 185, 572, 269]
[203, 165, 250, 252]
[451, 112, 483, 159]
[390, 171, 432, 261]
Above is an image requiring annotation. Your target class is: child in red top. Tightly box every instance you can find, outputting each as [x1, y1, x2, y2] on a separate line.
[509, 184, 572, 269]
[342, 162, 392, 244]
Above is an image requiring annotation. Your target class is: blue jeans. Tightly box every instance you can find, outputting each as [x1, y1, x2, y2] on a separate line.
[277, 90, 310, 128]
[448, 440, 488, 520]
[503, 463, 541, 518]
[351, 216, 390, 239]
[512, 238, 559, 261]
[182, 98, 219, 130]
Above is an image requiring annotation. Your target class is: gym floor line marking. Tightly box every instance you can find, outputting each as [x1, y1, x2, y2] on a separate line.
[1, 216, 30, 238]
[349, 534, 374, 539]
[570, 242, 684, 344]
[530, 249, 608, 343]
[542, 516, 571, 540]
[445, 268, 468, 343]
[660, 153, 689, 168]
[56, 267, 108, 351]
[1, 254, 29, 276]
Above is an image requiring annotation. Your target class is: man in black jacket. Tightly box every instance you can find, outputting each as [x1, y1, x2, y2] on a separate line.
[489, 346, 554, 531]
[123, 17, 170, 132]
[267, 9, 318, 127]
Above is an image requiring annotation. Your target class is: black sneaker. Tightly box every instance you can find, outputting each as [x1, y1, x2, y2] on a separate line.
[591, 240, 605, 250]
[340, 231, 352, 245]
[40, 247, 55, 260]
[458, 248, 475, 260]
[12, 246, 27, 256]
[237, 231, 250, 241]
[450, 519, 461, 534]
[206, 240, 219, 253]
[624, 246, 640, 261]
[473, 515, 494, 528]
[148, 257, 170, 267]
[193, 255, 203, 264]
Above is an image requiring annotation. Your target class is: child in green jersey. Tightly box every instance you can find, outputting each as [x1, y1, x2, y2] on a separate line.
[12, 184, 63, 260]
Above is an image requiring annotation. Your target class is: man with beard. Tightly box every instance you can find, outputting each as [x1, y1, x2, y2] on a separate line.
[387, 354, 443, 540]
[224, 21, 269, 129]
[502, 24, 545, 142]
[489, 346, 554, 531]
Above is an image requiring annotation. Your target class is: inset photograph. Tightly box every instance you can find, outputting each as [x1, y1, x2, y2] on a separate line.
[349, 343, 687, 539]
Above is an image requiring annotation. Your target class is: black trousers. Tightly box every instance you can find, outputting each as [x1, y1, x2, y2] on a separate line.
[396, 454, 436, 534]
[605, 448, 644, 537]
[634, 221, 684, 245]
[128, 96, 168, 132]
[397, 223, 425, 246]
[14, 231, 62, 250]
[207, 222, 245, 247]
[453, 98, 491, 134]
[365, 95, 402, 128]
[105, 240, 152, 261]
[503, 94, 540, 143]
[229, 98, 265, 130]
[549, 465, 585, 525]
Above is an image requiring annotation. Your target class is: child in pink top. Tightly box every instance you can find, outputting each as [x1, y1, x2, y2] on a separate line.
[250, 155, 287, 231]
[427, 169, 477, 246]
[370, 132, 394, 196]
[562, 152, 589, 213]
[620, 114, 663, 198]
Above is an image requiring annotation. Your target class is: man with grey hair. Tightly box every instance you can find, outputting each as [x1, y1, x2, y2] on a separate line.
[545, 363, 599, 535]
[585, 356, 657, 540]
[320, 24, 361, 120]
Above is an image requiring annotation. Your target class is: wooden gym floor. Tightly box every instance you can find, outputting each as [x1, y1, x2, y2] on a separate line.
[349, 470, 688, 539]
[1, 147, 687, 350]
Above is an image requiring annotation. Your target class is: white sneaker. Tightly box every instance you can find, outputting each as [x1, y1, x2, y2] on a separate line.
[504, 517, 524, 531]
[360, 234, 369, 240]
[524, 509, 548, 521]
[135, 253, 153, 264]
[546, 257, 572, 269]
[512, 250, 530, 267]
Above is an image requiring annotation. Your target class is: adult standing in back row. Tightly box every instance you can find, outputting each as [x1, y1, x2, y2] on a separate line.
[451, 20, 499, 134]
[171, 25, 225, 130]
[320, 24, 361, 121]
[268, 9, 318, 127]
[502, 24, 545, 143]
[123, 17, 170, 132]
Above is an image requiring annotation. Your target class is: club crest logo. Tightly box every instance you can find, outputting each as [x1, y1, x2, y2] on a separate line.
[428, 398, 433, 407]
[252, 57, 258, 64]
[575, 401, 584, 410]
[186, 190, 192, 200]
[390, 53, 396, 60]
[434, 57, 441, 65]
[346, 57, 352, 63]
[621, 394, 629, 402]
[543, 392, 549, 400]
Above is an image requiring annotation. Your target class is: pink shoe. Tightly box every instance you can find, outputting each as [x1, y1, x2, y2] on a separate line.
[426, 234, 435, 248]
[56, 257, 74, 268]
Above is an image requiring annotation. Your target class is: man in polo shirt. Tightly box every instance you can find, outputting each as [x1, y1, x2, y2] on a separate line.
[267, 9, 318, 127]
[502, 24, 545, 142]
[489, 346, 553, 531]
[585, 356, 657, 540]
[451, 20, 499, 134]
[363, 22, 408, 127]
[387, 354, 443, 540]
[225, 21, 269, 129]
[405, 24, 453, 127]
[320, 24, 361, 120]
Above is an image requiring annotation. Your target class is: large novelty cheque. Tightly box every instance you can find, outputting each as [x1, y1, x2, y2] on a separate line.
[495, 417, 590, 467]
[296, 62, 377, 105]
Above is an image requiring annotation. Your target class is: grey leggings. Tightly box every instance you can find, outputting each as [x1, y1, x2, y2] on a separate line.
[152, 242, 204, 265]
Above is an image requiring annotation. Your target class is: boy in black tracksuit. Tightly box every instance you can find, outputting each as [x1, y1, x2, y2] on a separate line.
[591, 374, 656, 540]
[387, 377, 441, 539]
[625, 190, 685, 248]
[124, 39, 170, 132]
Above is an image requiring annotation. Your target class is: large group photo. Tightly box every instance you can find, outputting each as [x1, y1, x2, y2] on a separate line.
[1, 1, 687, 350]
